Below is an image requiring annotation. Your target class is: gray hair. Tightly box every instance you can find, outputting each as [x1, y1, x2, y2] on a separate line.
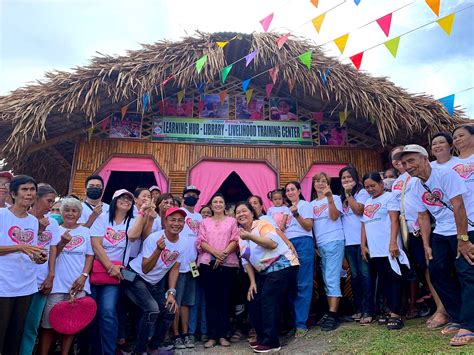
[60, 197, 83, 214]
[37, 184, 57, 198]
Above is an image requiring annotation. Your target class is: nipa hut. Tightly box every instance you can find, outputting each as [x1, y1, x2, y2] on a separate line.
[0, 32, 467, 205]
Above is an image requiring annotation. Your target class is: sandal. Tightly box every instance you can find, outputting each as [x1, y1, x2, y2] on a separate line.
[204, 339, 217, 348]
[378, 315, 388, 325]
[219, 338, 230, 347]
[230, 330, 242, 343]
[387, 317, 404, 330]
[360, 315, 373, 326]
[295, 328, 308, 338]
[426, 313, 449, 330]
[441, 323, 462, 335]
[450, 332, 474, 346]
[352, 312, 362, 321]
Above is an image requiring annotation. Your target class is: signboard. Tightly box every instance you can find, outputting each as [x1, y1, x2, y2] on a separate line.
[152, 117, 313, 146]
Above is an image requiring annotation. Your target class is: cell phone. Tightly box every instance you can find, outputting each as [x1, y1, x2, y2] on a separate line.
[121, 268, 137, 282]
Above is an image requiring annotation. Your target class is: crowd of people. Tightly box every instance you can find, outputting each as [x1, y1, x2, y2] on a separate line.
[0, 124, 473, 354]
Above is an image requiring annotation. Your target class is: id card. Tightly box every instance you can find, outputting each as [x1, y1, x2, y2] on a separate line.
[190, 261, 200, 278]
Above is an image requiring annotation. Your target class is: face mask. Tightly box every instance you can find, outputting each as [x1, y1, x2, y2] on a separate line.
[86, 187, 103, 200]
[50, 214, 63, 225]
[183, 196, 198, 207]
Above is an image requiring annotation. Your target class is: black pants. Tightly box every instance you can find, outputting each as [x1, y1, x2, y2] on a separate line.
[429, 232, 474, 331]
[0, 295, 32, 355]
[372, 257, 402, 315]
[200, 264, 236, 340]
[248, 266, 294, 348]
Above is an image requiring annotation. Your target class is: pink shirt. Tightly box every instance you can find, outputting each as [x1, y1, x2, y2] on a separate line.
[196, 216, 240, 267]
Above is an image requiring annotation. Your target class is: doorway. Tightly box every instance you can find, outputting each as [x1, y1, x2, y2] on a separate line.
[210, 171, 252, 206]
[102, 171, 157, 203]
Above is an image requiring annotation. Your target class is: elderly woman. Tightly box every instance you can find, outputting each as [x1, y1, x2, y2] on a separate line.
[236, 201, 296, 353]
[90, 189, 150, 355]
[453, 125, 474, 190]
[197, 193, 239, 348]
[20, 185, 61, 355]
[37, 197, 94, 355]
[0, 175, 47, 355]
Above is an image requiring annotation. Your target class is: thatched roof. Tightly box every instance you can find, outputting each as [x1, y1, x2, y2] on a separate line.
[0, 31, 467, 192]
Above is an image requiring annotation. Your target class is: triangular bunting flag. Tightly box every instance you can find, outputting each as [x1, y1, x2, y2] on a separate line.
[245, 89, 254, 104]
[312, 112, 324, 122]
[350, 52, 364, 70]
[219, 91, 227, 105]
[195, 55, 208, 74]
[384, 36, 400, 58]
[312, 13, 326, 33]
[87, 127, 94, 141]
[265, 84, 274, 98]
[425, 0, 440, 16]
[376, 13, 392, 37]
[260, 13, 274, 32]
[339, 111, 348, 126]
[143, 93, 150, 111]
[221, 64, 233, 84]
[198, 100, 204, 113]
[310, 0, 319, 7]
[101, 118, 110, 131]
[242, 79, 251, 92]
[245, 50, 258, 67]
[121, 105, 129, 120]
[177, 90, 185, 105]
[269, 67, 279, 84]
[438, 94, 455, 115]
[288, 78, 295, 94]
[334, 34, 349, 54]
[298, 50, 312, 69]
[437, 14, 455, 35]
[216, 41, 229, 48]
[354, 0, 361, 5]
[277, 33, 291, 49]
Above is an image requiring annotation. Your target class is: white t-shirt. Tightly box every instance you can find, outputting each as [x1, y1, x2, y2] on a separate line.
[391, 172, 421, 233]
[267, 206, 291, 228]
[412, 166, 473, 236]
[310, 196, 344, 247]
[90, 213, 136, 265]
[284, 200, 313, 239]
[259, 215, 279, 229]
[361, 192, 401, 258]
[0, 208, 39, 297]
[151, 216, 163, 233]
[430, 156, 459, 169]
[179, 209, 202, 272]
[36, 217, 61, 287]
[78, 201, 110, 224]
[341, 189, 370, 246]
[53, 225, 94, 294]
[129, 230, 186, 285]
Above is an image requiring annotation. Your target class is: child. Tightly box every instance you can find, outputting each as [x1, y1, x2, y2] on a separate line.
[267, 189, 290, 231]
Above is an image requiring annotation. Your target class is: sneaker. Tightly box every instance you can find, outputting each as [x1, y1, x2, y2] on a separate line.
[253, 345, 282, 353]
[173, 337, 186, 350]
[321, 314, 340, 331]
[184, 335, 195, 348]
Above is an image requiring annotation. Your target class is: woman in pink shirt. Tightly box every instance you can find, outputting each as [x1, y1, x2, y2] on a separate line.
[197, 193, 239, 348]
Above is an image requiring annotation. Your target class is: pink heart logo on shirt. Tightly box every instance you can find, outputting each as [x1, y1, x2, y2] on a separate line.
[364, 203, 381, 219]
[285, 214, 293, 226]
[422, 189, 443, 207]
[453, 163, 474, 180]
[186, 218, 200, 234]
[64, 236, 85, 251]
[8, 226, 34, 245]
[313, 204, 328, 218]
[104, 228, 126, 246]
[392, 180, 403, 191]
[161, 248, 179, 266]
[38, 230, 52, 247]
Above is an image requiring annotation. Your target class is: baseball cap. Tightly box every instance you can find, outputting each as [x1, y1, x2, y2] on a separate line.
[164, 207, 187, 219]
[392, 144, 429, 161]
[112, 189, 134, 200]
[183, 185, 201, 196]
[0, 171, 13, 181]
[149, 185, 161, 192]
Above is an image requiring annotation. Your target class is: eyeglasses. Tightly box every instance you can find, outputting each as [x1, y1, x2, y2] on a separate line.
[0, 183, 10, 188]
[118, 196, 133, 202]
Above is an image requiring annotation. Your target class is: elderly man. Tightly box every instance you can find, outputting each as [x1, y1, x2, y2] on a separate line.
[396, 144, 474, 347]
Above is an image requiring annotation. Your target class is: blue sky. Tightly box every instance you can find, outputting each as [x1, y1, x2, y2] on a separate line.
[1, 0, 473, 117]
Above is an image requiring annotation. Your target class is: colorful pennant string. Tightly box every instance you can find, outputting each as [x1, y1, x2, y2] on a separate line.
[245, 50, 258, 67]
[438, 94, 455, 115]
[101, 118, 110, 131]
[219, 91, 227, 105]
[221, 64, 233, 84]
[339, 111, 348, 126]
[265, 84, 274, 98]
[349, 52, 364, 70]
[437, 13, 455, 35]
[269, 67, 279, 84]
[245, 89, 254, 104]
[242, 79, 251, 92]
[177, 90, 185, 105]
[298, 50, 312, 69]
[216, 41, 229, 48]
[384, 36, 401, 58]
[312, 13, 326, 33]
[354, 0, 361, 5]
[195, 55, 208, 74]
[277, 33, 291, 49]
[260, 13, 274, 32]
[310, 0, 319, 8]
[376, 13, 393, 37]
[87, 127, 94, 141]
[425, 0, 440, 16]
[142, 93, 150, 111]
[334, 34, 349, 54]
[121, 105, 129, 120]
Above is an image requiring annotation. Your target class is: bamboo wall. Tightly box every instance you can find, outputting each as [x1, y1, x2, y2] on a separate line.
[70, 138, 383, 197]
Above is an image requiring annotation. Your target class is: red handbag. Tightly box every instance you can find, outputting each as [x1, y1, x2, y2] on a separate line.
[90, 259, 122, 285]
[49, 294, 97, 334]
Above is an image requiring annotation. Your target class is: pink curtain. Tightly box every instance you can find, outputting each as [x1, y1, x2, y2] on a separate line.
[97, 157, 168, 192]
[189, 161, 277, 211]
[301, 164, 347, 200]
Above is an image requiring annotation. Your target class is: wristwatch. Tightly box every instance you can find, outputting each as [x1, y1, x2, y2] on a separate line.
[165, 288, 177, 298]
[81, 272, 89, 278]
[457, 234, 469, 242]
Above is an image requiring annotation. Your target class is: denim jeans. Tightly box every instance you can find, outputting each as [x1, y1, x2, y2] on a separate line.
[290, 236, 315, 330]
[19, 292, 47, 355]
[188, 278, 207, 335]
[345, 245, 375, 316]
[123, 276, 175, 352]
[429, 232, 474, 331]
[319, 239, 345, 297]
[91, 285, 120, 355]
